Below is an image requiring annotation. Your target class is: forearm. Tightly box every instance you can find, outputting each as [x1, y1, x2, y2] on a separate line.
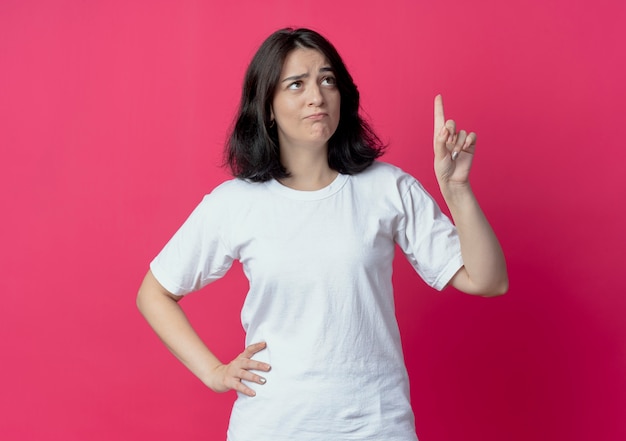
[441, 183, 508, 296]
[136, 271, 222, 389]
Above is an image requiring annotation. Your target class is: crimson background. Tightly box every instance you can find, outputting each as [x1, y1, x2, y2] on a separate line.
[1, 0, 625, 440]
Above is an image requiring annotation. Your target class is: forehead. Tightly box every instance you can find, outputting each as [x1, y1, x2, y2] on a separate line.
[280, 48, 331, 74]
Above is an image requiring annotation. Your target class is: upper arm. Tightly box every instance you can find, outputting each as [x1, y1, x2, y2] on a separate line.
[137, 270, 183, 308]
[447, 265, 507, 297]
[447, 265, 473, 293]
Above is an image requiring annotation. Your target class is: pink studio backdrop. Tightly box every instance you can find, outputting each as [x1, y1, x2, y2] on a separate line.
[1, 0, 625, 440]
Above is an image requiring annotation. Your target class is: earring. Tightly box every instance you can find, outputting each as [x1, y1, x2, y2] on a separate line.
[269, 120, 275, 129]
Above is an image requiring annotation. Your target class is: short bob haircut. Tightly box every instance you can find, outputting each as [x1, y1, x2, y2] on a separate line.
[226, 28, 384, 182]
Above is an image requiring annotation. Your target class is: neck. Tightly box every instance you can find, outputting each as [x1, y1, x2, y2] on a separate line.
[279, 147, 337, 191]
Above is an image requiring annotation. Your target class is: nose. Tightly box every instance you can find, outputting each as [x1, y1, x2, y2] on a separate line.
[307, 84, 324, 107]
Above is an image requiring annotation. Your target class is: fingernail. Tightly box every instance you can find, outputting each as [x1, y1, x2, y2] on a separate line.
[451, 151, 459, 160]
[259, 377, 266, 384]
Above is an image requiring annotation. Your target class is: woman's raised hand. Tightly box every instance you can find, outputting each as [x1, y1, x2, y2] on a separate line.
[208, 342, 271, 397]
[433, 94, 477, 187]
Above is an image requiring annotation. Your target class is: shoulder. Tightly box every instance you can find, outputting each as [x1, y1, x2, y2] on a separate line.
[202, 178, 266, 203]
[357, 161, 415, 180]
[353, 161, 420, 194]
[186, 178, 267, 222]
[211, 177, 263, 193]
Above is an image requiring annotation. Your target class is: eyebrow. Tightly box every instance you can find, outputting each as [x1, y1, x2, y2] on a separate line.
[281, 67, 334, 83]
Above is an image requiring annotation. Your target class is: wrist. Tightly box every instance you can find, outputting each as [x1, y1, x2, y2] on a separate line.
[202, 362, 226, 392]
[439, 180, 474, 201]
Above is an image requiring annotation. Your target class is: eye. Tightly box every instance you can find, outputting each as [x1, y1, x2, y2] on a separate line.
[321, 76, 337, 87]
[287, 81, 303, 90]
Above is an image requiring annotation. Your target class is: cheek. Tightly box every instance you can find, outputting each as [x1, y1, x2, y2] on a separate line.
[330, 93, 340, 113]
[332, 97, 341, 122]
[273, 100, 297, 123]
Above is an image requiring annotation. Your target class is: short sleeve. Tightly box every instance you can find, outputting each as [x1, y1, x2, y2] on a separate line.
[150, 193, 236, 296]
[395, 180, 464, 291]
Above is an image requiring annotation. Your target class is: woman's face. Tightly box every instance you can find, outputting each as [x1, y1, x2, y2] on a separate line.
[271, 48, 340, 155]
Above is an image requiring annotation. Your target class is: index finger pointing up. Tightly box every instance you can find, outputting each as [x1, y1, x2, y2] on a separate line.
[434, 94, 445, 134]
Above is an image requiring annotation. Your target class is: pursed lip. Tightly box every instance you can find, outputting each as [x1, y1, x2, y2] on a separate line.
[305, 112, 328, 120]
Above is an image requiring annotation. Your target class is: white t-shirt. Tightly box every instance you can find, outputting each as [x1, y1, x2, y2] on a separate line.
[150, 161, 463, 441]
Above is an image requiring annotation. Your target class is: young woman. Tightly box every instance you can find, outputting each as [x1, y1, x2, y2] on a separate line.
[137, 27, 508, 441]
